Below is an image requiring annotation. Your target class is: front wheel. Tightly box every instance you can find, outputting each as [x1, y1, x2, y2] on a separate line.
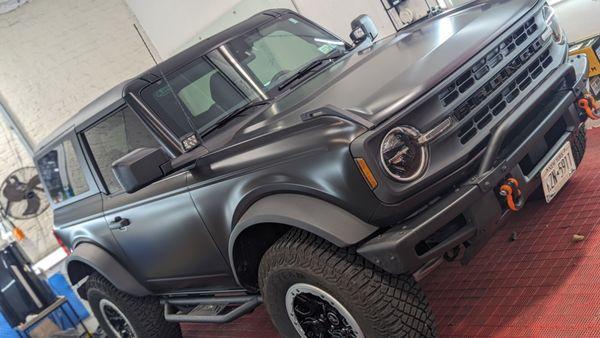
[258, 229, 437, 337]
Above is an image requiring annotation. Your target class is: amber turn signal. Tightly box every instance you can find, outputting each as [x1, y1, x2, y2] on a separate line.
[355, 158, 378, 190]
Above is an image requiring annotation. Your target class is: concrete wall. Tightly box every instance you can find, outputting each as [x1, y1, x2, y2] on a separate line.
[0, 0, 155, 145]
[0, 0, 155, 262]
[552, 0, 600, 43]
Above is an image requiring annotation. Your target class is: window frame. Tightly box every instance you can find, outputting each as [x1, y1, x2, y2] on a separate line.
[34, 130, 98, 208]
[78, 101, 171, 196]
[133, 13, 349, 148]
[139, 54, 255, 139]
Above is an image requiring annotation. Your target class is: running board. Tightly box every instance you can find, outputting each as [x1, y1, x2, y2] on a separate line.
[163, 295, 262, 324]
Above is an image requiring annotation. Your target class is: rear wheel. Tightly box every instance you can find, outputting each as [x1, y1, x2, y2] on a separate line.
[258, 229, 437, 337]
[86, 273, 181, 338]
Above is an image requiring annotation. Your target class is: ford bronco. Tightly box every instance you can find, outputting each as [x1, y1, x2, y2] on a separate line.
[35, 1, 591, 337]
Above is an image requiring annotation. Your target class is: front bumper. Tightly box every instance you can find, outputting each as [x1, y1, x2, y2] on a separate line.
[357, 55, 589, 275]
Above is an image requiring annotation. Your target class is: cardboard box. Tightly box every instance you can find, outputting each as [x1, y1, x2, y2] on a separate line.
[28, 318, 60, 338]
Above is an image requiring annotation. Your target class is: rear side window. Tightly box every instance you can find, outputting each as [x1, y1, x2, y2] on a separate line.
[84, 106, 161, 193]
[37, 139, 89, 204]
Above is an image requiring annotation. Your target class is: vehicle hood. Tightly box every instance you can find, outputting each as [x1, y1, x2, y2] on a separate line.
[208, 0, 541, 147]
[269, 0, 540, 126]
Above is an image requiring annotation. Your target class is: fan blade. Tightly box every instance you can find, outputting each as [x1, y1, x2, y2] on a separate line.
[26, 175, 41, 191]
[23, 194, 40, 216]
[3, 200, 11, 216]
[2, 182, 23, 202]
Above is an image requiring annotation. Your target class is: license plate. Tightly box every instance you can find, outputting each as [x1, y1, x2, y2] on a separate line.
[541, 142, 576, 203]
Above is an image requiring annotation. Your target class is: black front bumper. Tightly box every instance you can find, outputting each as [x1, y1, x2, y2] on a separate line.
[357, 55, 590, 275]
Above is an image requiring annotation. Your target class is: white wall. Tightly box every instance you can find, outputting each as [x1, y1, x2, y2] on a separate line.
[125, 0, 297, 58]
[553, 0, 600, 43]
[292, 0, 395, 41]
[0, 0, 155, 262]
[0, 0, 156, 146]
[124, 0, 397, 59]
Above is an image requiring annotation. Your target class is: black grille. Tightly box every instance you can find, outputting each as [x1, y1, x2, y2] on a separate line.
[457, 41, 553, 144]
[439, 18, 538, 108]
[433, 15, 555, 145]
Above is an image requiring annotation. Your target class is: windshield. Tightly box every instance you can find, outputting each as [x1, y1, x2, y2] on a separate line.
[141, 15, 346, 139]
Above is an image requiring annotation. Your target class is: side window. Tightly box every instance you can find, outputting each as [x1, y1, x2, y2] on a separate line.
[141, 55, 260, 138]
[37, 139, 89, 204]
[84, 106, 161, 194]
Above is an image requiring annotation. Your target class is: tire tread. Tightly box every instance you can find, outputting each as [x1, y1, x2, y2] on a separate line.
[87, 273, 181, 338]
[259, 229, 437, 337]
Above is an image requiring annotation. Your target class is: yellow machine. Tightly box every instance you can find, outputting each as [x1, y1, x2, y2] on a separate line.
[569, 34, 600, 77]
[570, 34, 600, 96]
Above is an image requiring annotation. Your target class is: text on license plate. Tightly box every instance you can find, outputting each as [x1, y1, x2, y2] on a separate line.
[541, 142, 576, 203]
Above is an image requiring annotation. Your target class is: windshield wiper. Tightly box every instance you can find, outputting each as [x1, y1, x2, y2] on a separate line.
[200, 99, 272, 137]
[278, 51, 345, 91]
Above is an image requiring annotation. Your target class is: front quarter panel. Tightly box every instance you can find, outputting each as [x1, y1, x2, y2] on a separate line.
[187, 117, 378, 265]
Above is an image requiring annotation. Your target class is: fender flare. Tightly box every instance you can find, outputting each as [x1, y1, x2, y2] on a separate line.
[229, 194, 378, 283]
[66, 242, 151, 298]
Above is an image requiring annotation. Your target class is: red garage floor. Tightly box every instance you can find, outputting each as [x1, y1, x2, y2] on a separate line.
[183, 128, 600, 337]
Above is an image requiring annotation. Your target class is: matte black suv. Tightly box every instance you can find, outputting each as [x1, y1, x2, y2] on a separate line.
[35, 1, 591, 337]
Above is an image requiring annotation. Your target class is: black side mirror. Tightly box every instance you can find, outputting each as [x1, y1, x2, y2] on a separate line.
[349, 15, 379, 46]
[112, 147, 171, 193]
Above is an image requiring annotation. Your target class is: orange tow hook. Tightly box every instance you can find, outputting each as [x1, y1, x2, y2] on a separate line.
[578, 94, 600, 120]
[499, 178, 523, 212]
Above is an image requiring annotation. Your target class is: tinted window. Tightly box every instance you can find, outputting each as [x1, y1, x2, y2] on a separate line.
[37, 139, 89, 204]
[243, 19, 334, 88]
[141, 55, 260, 138]
[84, 106, 160, 193]
[141, 16, 345, 139]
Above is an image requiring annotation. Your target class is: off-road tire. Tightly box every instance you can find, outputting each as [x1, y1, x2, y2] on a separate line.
[258, 229, 437, 337]
[86, 273, 181, 338]
[572, 123, 586, 167]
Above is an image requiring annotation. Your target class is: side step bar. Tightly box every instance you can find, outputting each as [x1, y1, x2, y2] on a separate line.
[163, 295, 262, 324]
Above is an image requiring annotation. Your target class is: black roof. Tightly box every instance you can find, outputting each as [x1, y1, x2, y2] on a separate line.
[35, 80, 128, 154]
[35, 8, 293, 154]
[137, 8, 291, 81]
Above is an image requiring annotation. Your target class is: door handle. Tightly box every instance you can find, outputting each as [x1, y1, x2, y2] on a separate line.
[109, 216, 131, 230]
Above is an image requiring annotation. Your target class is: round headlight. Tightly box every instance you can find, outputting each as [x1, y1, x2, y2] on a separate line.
[543, 5, 565, 44]
[380, 126, 429, 182]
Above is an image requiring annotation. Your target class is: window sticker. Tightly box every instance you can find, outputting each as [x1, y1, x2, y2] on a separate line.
[288, 18, 299, 24]
[318, 44, 335, 54]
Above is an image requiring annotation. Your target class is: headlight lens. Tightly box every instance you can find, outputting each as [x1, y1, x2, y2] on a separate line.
[380, 126, 429, 182]
[543, 5, 565, 44]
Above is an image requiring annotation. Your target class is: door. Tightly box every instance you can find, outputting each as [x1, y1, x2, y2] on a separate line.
[81, 105, 234, 293]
